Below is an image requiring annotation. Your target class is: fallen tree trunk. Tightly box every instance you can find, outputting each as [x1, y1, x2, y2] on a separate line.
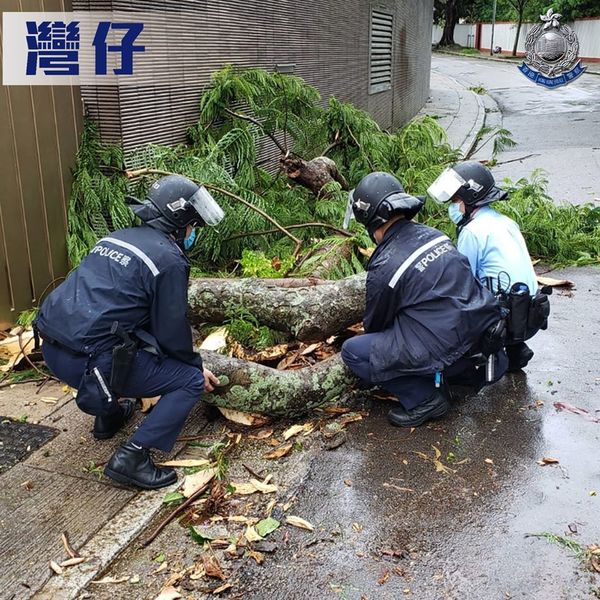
[201, 350, 358, 417]
[188, 273, 367, 342]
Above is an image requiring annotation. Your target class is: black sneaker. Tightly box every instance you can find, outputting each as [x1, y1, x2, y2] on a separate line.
[104, 441, 177, 490]
[93, 399, 136, 440]
[388, 389, 450, 428]
[506, 343, 534, 372]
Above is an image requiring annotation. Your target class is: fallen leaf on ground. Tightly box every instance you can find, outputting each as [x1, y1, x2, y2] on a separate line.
[218, 407, 270, 427]
[250, 478, 278, 494]
[285, 516, 314, 531]
[249, 428, 274, 440]
[537, 457, 560, 465]
[213, 583, 233, 595]
[591, 557, 600, 573]
[484, 458, 494, 465]
[352, 522, 363, 533]
[129, 574, 140, 584]
[263, 441, 293, 460]
[202, 554, 226, 580]
[91, 576, 130, 584]
[141, 396, 160, 412]
[244, 525, 263, 542]
[300, 342, 322, 356]
[413, 447, 455, 475]
[536, 275, 574, 288]
[554, 402, 600, 424]
[247, 549, 265, 564]
[338, 412, 364, 426]
[283, 424, 305, 440]
[154, 586, 183, 600]
[378, 569, 391, 585]
[256, 517, 280, 537]
[320, 406, 352, 415]
[49, 561, 63, 575]
[230, 482, 259, 495]
[59, 557, 86, 568]
[41, 397, 58, 404]
[182, 467, 218, 498]
[158, 459, 211, 468]
[153, 562, 168, 574]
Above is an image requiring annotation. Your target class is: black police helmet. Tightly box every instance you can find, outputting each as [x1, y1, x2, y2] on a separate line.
[351, 172, 425, 239]
[128, 175, 224, 235]
[450, 161, 507, 207]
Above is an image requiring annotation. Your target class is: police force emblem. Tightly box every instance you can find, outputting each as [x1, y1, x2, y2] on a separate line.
[518, 9, 585, 88]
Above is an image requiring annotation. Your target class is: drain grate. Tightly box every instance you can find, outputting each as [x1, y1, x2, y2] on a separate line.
[0, 418, 58, 473]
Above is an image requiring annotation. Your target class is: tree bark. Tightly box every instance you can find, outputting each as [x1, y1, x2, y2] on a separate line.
[439, 0, 459, 47]
[188, 273, 366, 342]
[513, 10, 524, 56]
[201, 350, 358, 417]
[280, 155, 349, 196]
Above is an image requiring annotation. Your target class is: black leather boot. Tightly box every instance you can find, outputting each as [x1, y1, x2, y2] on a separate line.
[388, 389, 451, 428]
[506, 342, 534, 372]
[104, 441, 177, 490]
[93, 399, 136, 440]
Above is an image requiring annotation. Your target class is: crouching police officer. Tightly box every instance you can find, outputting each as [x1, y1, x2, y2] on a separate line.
[34, 175, 223, 489]
[341, 172, 507, 428]
[428, 161, 550, 371]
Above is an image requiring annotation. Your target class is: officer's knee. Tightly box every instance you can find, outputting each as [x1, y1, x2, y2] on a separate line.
[341, 338, 359, 366]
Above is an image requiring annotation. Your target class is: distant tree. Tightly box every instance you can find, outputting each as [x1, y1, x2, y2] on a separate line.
[508, 0, 535, 55]
[434, 0, 461, 46]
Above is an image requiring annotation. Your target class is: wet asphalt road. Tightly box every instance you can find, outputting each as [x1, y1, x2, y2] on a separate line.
[233, 267, 600, 599]
[432, 54, 600, 205]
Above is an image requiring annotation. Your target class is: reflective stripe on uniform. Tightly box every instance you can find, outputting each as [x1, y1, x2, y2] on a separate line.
[101, 237, 160, 277]
[93, 367, 112, 402]
[388, 235, 450, 288]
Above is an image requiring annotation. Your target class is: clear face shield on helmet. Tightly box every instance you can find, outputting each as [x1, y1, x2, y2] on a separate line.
[427, 168, 467, 204]
[188, 186, 225, 226]
[342, 190, 356, 230]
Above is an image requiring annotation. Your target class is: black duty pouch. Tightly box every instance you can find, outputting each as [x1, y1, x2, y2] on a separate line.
[527, 289, 551, 333]
[110, 321, 137, 396]
[507, 283, 531, 343]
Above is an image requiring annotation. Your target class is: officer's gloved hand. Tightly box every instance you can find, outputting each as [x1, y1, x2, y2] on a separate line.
[203, 368, 220, 392]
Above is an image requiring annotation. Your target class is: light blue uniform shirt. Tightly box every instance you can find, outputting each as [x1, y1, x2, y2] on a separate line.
[457, 206, 538, 294]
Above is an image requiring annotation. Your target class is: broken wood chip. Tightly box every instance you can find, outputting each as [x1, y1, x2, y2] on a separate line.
[263, 441, 293, 460]
[246, 549, 265, 564]
[249, 478, 278, 494]
[378, 569, 391, 585]
[285, 516, 315, 531]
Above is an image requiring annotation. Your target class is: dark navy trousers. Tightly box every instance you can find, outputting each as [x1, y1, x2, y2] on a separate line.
[42, 342, 205, 452]
[341, 333, 506, 410]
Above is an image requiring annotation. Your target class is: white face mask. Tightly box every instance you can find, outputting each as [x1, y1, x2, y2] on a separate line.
[448, 202, 464, 225]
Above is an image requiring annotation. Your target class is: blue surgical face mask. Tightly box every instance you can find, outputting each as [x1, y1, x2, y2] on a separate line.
[448, 202, 464, 225]
[183, 228, 197, 251]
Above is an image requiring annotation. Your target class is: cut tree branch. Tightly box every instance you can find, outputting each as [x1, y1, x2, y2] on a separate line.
[224, 222, 354, 243]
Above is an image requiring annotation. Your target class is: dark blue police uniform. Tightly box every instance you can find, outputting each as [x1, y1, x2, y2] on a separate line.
[341, 219, 505, 409]
[35, 225, 204, 452]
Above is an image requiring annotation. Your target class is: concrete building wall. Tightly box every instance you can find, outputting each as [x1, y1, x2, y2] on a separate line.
[73, 0, 434, 159]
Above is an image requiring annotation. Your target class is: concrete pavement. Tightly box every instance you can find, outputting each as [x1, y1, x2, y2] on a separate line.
[431, 54, 600, 206]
